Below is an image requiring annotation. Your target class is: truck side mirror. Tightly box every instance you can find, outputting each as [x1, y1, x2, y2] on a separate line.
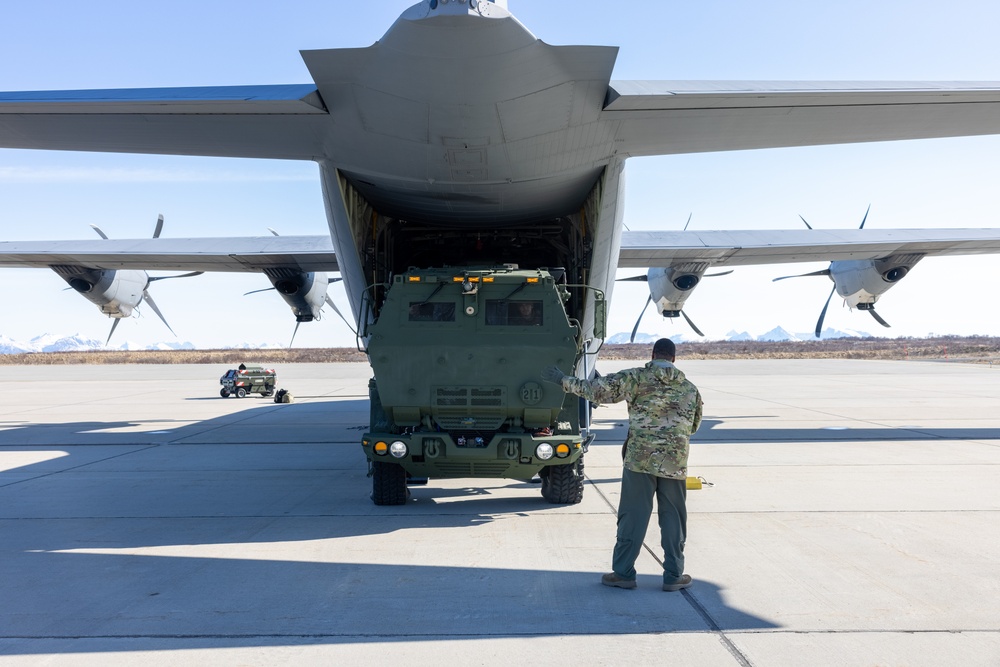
[593, 292, 606, 340]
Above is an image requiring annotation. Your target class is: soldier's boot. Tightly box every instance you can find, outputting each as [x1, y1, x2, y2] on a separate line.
[662, 574, 693, 592]
[601, 572, 637, 589]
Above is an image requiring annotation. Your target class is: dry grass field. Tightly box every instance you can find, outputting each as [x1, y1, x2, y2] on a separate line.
[1, 336, 998, 365]
[603, 335, 1000, 363]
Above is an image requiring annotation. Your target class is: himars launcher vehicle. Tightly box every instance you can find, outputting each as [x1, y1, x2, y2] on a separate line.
[362, 265, 605, 505]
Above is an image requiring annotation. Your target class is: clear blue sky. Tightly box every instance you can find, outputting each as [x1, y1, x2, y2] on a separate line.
[2, 1, 1000, 348]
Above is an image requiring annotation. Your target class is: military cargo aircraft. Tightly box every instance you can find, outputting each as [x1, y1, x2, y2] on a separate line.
[4, 0, 1000, 503]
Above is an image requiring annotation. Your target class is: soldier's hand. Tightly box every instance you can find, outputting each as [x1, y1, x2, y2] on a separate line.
[541, 365, 566, 384]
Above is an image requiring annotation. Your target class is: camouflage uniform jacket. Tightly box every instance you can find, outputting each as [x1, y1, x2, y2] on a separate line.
[561, 360, 702, 479]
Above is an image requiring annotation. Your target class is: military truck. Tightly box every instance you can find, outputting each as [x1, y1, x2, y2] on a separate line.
[361, 265, 605, 505]
[219, 364, 276, 398]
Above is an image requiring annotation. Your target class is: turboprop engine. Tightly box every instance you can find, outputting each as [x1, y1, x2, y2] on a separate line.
[261, 268, 338, 323]
[50, 216, 202, 343]
[619, 263, 732, 340]
[829, 255, 920, 308]
[53, 266, 147, 319]
[647, 264, 707, 316]
[775, 253, 923, 337]
[247, 267, 353, 346]
[248, 228, 356, 346]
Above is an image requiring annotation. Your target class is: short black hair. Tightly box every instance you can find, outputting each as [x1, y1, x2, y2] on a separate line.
[652, 338, 676, 360]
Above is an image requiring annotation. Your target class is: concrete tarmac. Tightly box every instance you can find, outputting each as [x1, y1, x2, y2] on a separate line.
[0, 359, 998, 666]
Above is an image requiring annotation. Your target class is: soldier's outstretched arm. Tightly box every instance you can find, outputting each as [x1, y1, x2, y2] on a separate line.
[561, 371, 632, 405]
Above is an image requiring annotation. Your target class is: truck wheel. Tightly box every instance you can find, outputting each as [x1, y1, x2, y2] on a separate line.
[236, 387, 247, 398]
[371, 461, 408, 506]
[220, 388, 230, 398]
[541, 455, 585, 504]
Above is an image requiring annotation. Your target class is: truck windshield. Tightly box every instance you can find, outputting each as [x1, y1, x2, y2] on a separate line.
[485, 300, 543, 326]
[408, 302, 456, 322]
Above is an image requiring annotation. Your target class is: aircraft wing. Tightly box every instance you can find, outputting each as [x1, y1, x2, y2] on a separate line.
[0, 235, 337, 272]
[5, 228, 999, 273]
[604, 81, 1000, 156]
[7, 81, 1000, 160]
[0, 85, 329, 159]
[618, 228, 1000, 268]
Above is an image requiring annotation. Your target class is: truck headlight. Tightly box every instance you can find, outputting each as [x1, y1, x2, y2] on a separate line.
[555, 443, 571, 458]
[535, 443, 554, 460]
[374, 441, 389, 456]
[390, 441, 408, 458]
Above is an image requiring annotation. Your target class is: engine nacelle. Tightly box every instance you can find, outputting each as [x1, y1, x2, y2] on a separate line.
[646, 263, 710, 316]
[829, 253, 923, 308]
[264, 268, 330, 322]
[51, 265, 148, 318]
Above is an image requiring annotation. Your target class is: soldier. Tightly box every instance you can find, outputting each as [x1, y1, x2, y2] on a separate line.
[541, 338, 702, 591]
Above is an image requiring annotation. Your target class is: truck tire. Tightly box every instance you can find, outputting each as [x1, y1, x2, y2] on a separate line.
[371, 461, 408, 506]
[236, 387, 247, 398]
[220, 388, 230, 398]
[540, 455, 585, 504]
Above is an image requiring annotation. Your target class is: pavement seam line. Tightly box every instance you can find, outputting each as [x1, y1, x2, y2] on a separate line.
[0, 629, 997, 640]
[0, 443, 161, 489]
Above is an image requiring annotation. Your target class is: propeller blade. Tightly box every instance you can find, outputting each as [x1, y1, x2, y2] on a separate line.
[90, 224, 109, 240]
[244, 287, 276, 296]
[142, 289, 176, 337]
[867, 307, 891, 328]
[773, 269, 832, 283]
[630, 295, 653, 343]
[680, 310, 705, 337]
[289, 321, 302, 348]
[682, 213, 693, 231]
[815, 284, 837, 338]
[328, 277, 344, 284]
[798, 215, 813, 230]
[858, 204, 871, 230]
[152, 214, 164, 239]
[105, 318, 121, 345]
[325, 295, 358, 334]
[705, 270, 734, 277]
[147, 271, 204, 282]
[268, 228, 280, 237]
[616, 275, 649, 282]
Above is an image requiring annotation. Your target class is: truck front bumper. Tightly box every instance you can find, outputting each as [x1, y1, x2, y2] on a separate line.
[361, 431, 584, 480]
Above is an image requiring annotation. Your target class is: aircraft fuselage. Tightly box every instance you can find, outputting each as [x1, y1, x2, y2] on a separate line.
[306, 2, 626, 345]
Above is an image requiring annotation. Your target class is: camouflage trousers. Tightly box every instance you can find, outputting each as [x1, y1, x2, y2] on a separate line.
[612, 468, 687, 582]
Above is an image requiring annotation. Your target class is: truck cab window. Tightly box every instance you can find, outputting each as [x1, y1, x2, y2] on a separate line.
[408, 302, 456, 322]
[485, 300, 543, 326]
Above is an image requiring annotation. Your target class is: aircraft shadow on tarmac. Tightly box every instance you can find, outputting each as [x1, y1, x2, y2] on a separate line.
[0, 398, 373, 447]
[2, 552, 778, 655]
[0, 401, 779, 652]
[4, 400, 996, 449]
[589, 417, 1000, 444]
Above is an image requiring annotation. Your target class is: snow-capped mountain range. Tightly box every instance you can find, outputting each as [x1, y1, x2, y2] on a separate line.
[605, 326, 872, 345]
[3, 327, 872, 354]
[0, 333, 284, 354]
